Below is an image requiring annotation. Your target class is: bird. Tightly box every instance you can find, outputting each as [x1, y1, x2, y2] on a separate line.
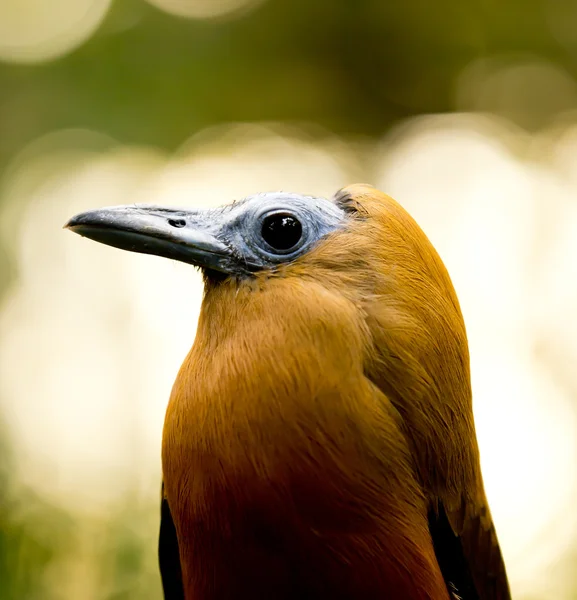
[65, 184, 511, 600]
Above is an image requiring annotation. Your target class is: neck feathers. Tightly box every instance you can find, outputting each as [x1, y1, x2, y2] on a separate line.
[162, 277, 450, 600]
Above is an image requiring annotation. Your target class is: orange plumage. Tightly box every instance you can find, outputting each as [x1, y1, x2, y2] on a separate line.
[66, 184, 510, 599]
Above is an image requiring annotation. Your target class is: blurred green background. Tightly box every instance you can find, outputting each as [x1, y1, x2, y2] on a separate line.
[1, 0, 577, 598]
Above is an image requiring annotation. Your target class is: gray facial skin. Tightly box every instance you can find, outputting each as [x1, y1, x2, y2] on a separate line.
[65, 192, 345, 276]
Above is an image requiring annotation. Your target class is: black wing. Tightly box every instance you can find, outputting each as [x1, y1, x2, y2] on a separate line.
[159, 482, 185, 600]
[429, 499, 511, 600]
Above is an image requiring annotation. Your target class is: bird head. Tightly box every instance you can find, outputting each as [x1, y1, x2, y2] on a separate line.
[66, 183, 475, 494]
[66, 184, 493, 599]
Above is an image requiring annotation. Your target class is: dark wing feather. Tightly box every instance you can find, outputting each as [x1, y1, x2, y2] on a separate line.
[159, 482, 185, 600]
[430, 498, 511, 600]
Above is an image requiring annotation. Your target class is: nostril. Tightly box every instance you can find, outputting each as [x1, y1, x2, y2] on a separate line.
[168, 218, 186, 228]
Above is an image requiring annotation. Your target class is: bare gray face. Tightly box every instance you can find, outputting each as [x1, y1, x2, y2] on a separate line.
[65, 192, 345, 276]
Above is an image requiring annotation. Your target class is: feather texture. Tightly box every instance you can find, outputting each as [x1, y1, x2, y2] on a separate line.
[159, 184, 510, 599]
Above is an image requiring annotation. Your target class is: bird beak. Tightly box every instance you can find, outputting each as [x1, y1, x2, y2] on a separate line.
[64, 205, 235, 273]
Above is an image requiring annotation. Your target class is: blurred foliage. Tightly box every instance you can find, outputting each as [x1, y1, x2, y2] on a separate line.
[98, 500, 163, 600]
[0, 422, 73, 599]
[0, 417, 161, 599]
[1, 0, 576, 172]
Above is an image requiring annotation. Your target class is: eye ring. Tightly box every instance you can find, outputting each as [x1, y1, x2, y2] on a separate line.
[257, 210, 306, 256]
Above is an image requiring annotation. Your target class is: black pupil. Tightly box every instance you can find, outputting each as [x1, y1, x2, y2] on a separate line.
[261, 213, 302, 251]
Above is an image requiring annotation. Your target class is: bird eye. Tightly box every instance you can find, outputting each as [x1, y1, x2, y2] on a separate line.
[260, 212, 303, 252]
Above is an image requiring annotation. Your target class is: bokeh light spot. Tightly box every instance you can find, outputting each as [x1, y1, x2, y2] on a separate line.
[0, 0, 112, 64]
[143, 0, 267, 20]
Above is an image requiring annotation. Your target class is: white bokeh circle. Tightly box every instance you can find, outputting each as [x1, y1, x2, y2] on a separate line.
[143, 0, 267, 20]
[0, 0, 112, 64]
